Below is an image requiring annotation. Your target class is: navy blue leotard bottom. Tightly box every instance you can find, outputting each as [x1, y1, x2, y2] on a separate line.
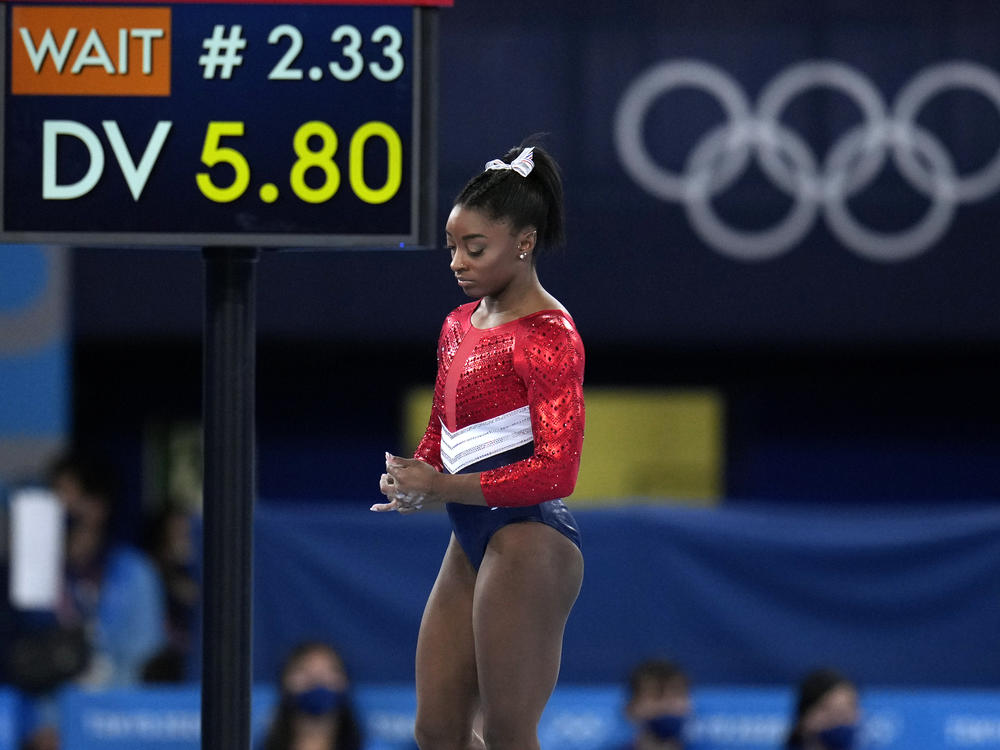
[445, 443, 582, 571]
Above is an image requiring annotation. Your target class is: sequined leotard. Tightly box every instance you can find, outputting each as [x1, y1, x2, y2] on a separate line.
[414, 301, 585, 568]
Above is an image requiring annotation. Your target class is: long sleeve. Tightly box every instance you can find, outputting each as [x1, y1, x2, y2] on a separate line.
[413, 316, 457, 472]
[413, 376, 445, 473]
[479, 314, 585, 507]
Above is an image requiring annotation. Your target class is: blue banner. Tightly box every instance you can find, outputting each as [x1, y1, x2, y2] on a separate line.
[437, 1, 1000, 346]
[58, 685, 276, 750]
[241, 503, 1000, 688]
[50, 684, 1000, 750]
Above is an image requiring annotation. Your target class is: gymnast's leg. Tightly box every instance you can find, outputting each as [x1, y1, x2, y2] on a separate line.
[414, 534, 485, 750]
[473, 522, 584, 750]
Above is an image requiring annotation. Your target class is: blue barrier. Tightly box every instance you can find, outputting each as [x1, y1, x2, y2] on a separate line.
[58, 685, 276, 750]
[50, 684, 1000, 750]
[245, 504, 1000, 687]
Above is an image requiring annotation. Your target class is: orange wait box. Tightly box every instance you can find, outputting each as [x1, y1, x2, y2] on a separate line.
[11, 6, 171, 96]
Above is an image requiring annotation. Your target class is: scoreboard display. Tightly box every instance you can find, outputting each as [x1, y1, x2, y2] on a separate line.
[1, 0, 446, 247]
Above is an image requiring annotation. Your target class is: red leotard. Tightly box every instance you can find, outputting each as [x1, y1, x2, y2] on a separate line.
[414, 301, 585, 507]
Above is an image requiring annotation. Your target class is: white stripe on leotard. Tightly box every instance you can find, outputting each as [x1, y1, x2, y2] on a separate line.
[440, 406, 533, 475]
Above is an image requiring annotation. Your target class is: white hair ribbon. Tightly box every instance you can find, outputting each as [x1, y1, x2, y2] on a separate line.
[484, 146, 535, 177]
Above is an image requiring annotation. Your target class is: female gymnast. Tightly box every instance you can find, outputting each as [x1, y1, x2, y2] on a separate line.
[371, 142, 586, 750]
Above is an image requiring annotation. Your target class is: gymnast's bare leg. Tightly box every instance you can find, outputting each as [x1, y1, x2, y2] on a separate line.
[466, 522, 583, 750]
[414, 523, 582, 750]
[474, 522, 583, 750]
[414, 534, 485, 750]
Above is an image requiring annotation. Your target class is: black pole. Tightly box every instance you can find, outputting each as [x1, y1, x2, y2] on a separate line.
[416, 7, 439, 248]
[201, 246, 258, 750]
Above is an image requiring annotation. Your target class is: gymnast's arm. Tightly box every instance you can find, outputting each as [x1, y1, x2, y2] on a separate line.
[476, 315, 586, 507]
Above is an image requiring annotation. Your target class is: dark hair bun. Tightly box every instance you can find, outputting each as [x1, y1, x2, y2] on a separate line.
[454, 138, 565, 254]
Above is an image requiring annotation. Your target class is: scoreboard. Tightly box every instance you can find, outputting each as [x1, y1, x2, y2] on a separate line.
[2, 0, 447, 247]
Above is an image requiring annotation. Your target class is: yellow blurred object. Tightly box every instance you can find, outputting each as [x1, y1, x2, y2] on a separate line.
[402, 387, 723, 506]
[402, 387, 437, 458]
[572, 388, 723, 505]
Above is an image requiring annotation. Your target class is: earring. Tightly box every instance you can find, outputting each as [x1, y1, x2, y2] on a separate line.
[519, 251, 527, 260]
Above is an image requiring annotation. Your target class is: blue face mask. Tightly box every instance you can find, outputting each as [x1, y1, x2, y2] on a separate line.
[291, 686, 344, 716]
[645, 713, 686, 741]
[817, 723, 857, 750]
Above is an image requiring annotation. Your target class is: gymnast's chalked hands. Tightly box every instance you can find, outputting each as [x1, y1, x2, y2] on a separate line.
[372, 452, 440, 512]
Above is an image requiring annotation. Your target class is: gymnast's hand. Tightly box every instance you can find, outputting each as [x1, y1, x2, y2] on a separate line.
[372, 452, 440, 513]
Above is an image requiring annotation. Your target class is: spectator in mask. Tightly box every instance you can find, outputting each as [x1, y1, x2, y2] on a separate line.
[620, 658, 692, 750]
[47, 449, 166, 687]
[260, 641, 363, 750]
[784, 668, 860, 750]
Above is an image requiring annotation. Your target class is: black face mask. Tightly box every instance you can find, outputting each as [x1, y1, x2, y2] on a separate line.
[817, 724, 857, 750]
[290, 686, 344, 716]
[645, 713, 686, 741]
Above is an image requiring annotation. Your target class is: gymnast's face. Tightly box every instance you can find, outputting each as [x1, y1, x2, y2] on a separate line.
[445, 204, 534, 299]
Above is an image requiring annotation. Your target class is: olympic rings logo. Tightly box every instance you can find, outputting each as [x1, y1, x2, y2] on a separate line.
[613, 59, 1000, 262]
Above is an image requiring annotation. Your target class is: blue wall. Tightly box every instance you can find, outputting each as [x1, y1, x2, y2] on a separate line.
[243, 503, 1000, 687]
[0, 246, 68, 480]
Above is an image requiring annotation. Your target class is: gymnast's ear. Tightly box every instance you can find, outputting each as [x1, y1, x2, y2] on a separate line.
[518, 227, 538, 254]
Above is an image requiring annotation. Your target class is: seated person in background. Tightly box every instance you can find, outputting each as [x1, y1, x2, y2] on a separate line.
[261, 641, 363, 750]
[47, 449, 167, 687]
[142, 505, 199, 683]
[784, 668, 860, 750]
[620, 658, 692, 750]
